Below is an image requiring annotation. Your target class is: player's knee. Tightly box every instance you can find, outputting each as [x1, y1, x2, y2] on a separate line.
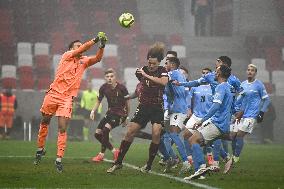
[41, 117, 51, 125]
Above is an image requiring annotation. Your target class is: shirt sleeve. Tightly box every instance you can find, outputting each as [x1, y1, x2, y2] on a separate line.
[98, 86, 105, 102]
[258, 81, 269, 99]
[122, 85, 130, 99]
[213, 84, 225, 104]
[160, 67, 169, 78]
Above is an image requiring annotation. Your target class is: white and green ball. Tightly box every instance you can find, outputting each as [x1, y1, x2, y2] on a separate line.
[118, 13, 135, 28]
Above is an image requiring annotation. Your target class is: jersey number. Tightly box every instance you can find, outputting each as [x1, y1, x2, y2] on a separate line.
[200, 96, 205, 102]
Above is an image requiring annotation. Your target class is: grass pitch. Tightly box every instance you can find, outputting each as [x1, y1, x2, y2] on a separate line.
[0, 140, 283, 189]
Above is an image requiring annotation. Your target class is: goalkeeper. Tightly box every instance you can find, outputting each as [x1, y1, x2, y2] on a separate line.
[33, 32, 107, 173]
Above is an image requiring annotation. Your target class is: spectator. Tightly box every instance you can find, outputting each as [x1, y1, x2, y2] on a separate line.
[0, 88, 18, 139]
[191, 0, 213, 36]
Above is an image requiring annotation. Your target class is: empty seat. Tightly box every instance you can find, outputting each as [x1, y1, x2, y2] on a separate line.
[18, 66, 33, 75]
[19, 77, 35, 90]
[256, 70, 270, 83]
[272, 70, 284, 83]
[104, 44, 118, 57]
[1, 77, 16, 89]
[17, 42, 32, 55]
[265, 47, 282, 71]
[103, 57, 119, 69]
[171, 45, 186, 58]
[34, 55, 50, 70]
[18, 54, 33, 67]
[37, 77, 51, 90]
[251, 58, 266, 71]
[87, 67, 104, 79]
[34, 42, 50, 55]
[1, 65, 16, 78]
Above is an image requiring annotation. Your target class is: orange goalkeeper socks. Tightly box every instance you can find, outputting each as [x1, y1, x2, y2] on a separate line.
[37, 123, 49, 148]
[57, 132, 67, 158]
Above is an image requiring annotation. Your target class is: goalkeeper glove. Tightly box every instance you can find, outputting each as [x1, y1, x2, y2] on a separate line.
[256, 111, 264, 123]
[93, 32, 107, 43]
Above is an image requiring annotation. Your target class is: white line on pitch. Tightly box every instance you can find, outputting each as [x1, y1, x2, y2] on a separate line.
[0, 155, 220, 189]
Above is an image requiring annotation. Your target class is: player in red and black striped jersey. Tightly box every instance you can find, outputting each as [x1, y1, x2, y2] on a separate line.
[90, 68, 130, 162]
[107, 42, 169, 173]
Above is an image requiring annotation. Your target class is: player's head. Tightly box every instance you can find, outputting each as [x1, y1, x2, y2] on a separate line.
[201, 67, 212, 76]
[247, 64, 257, 80]
[164, 50, 177, 71]
[104, 68, 117, 85]
[147, 42, 165, 71]
[4, 87, 12, 96]
[167, 57, 180, 70]
[87, 81, 93, 91]
[179, 65, 189, 79]
[216, 64, 231, 81]
[68, 40, 82, 51]
[166, 51, 177, 58]
[216, 56, 232, 68]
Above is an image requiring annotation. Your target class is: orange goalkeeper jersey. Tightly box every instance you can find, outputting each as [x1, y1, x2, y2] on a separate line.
[49, 48, 103, 97]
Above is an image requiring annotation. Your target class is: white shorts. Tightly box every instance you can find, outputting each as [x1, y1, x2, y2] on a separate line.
[169, 113, 187, 129]
[198, 121, 222, 145]
[185, 114, 202, 133]
[236, 117, 257, 134]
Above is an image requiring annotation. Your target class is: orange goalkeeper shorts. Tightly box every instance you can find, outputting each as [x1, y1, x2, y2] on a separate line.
[40, 90, 73, 118]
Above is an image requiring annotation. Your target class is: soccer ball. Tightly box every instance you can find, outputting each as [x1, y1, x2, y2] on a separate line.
[118, 13, 135, 28]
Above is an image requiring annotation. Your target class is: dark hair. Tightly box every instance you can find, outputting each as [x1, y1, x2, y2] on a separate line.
[166, 50, 177, 57]
[202, 67, 212, 72]
[68, 40, 81, 50]
[179, 65, 189, 74]
[219, 64, 231, 79]
[147, 42, 165, 62]
[104, 68, 116, 75]
[168, 57, 180, 67]
[218, 56, 232, 67]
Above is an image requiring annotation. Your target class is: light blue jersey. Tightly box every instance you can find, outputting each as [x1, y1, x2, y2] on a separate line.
[211, 82, 233, 133]
[188, 85, 213, 118]
[165, 69, 188, 114]
[238, 79, 270, 118]
[180, 71, 242, 95]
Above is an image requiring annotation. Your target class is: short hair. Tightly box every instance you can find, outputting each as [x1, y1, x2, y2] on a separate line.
[168, 57, 180, 67]
[68, 40, 81, 50]
[248, 63, 257, 72]
[147, 42, 165, 62]
[202, 67, 212, 72]
[104, 68, 116, 75]
[179, 65, 189, 74]
[166, 50, 177, 57]
[219, 64, 231, 79]
[218, 56, 232, 67]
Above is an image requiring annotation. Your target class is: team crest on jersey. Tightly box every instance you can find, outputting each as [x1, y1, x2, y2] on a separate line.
[79, 60, 84, 64]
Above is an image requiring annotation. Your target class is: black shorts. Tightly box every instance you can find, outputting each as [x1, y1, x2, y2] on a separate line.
[131, 104, 164, 129]
[97, 114, 127, 130]
[81, 109, 101, 120]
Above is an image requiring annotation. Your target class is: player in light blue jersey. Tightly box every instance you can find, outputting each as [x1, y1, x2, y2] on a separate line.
[163, 57, 190, 173]
[174, 56, 243, 170]
[184, 65, 233, 180]
[184, 68, 214, 166]
[228, 64, 270, 166]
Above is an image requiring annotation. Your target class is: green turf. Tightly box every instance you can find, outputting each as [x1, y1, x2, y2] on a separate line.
[0, 141, 283, 189]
